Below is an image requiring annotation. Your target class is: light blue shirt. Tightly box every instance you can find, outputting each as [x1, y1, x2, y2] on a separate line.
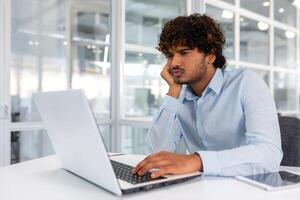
[147, 68, 283, 176]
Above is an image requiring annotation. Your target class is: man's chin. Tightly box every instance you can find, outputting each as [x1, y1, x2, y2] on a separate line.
[174, 78, 188, 85]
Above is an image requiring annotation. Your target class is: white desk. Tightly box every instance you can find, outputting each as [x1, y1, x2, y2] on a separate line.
[0, 155, 300, 200]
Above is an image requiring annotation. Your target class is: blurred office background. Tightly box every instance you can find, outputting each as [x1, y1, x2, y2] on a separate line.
[0, 0, 300, 165]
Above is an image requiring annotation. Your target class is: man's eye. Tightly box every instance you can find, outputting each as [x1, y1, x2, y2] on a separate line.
[180, 51, 189, 56]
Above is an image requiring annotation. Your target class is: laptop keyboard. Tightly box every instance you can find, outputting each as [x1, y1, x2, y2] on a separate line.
[110, 160, 165, 185]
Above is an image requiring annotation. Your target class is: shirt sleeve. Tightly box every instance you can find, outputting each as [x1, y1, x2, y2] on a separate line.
[197, 71, 283, 176]
[146, 95, 183, 153]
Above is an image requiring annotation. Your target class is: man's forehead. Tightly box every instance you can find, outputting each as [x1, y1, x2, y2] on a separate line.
[168, 45, 194, 52]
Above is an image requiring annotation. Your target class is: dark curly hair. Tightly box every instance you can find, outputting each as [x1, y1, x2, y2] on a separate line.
[157, 14, 226, 69]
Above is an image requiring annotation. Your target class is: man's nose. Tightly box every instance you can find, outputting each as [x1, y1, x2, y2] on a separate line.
[170, 54, 182, 68]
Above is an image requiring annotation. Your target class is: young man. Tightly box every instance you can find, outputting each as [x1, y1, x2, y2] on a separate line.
[133, 14, 282, 178]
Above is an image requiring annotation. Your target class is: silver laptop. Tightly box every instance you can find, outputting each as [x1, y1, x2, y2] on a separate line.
[33, 89, 201, 196]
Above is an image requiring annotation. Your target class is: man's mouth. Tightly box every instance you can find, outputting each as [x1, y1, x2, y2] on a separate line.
[171, 69, 183, 77]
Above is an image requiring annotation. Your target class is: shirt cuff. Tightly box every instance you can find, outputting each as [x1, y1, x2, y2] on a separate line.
[196, 151, 222, 176]
[162, 95, 180, 113]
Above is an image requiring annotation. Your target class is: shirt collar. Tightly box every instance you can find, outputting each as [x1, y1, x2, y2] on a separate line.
[180, 85, 197, 102]
[207, 68, 224, 95]
[180, 68, 224, 103]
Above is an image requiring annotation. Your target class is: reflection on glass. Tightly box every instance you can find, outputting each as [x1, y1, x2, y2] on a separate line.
[274, 0, 297, 27]
[240, 17, 269, 65]
[240, 0, 270, 17]
[71, 2, 111, 120]
[10, 0, 68, 122]
[274, 72, 296, 110]
[274, 28, 296, 68]
[124, 52, 168, 117]
[125, 0, 186, 48]
[11, 130, 54, 164]
[206, 5, 234, 60]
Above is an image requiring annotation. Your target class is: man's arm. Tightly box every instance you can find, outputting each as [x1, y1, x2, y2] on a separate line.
[146, 95, 182, 153]
[146, 63, 183, 152]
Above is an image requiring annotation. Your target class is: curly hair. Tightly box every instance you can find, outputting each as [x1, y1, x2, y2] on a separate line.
[157, 14, 226, 69]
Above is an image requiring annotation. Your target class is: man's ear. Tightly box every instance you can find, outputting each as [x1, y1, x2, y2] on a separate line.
[206, 53, 216, 64]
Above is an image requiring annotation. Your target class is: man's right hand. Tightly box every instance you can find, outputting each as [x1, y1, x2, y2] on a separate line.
[160, 63, 182, 99]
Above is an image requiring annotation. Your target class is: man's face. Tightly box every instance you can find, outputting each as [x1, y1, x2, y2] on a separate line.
[166, 46, 210, 85]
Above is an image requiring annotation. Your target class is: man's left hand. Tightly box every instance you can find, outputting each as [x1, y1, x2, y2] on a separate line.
[132, 151, 203, 178]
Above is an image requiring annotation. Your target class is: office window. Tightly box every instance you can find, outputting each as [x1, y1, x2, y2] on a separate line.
[240, 0, 270, 17]
[10, 0, 67, 122]
[274, 0, 297, 27]
[124, 52, 166, 117]
[240, 17, 269, 65]
[125, 0, 185, 48]
[11, 130, 54, 164]
[121, 126, 186, 155]
[10, 63, 39, 122]
[274, 72, 297, 110]
[71, 1, 111, 120]
[124, 0, 186, 118]
[10, 125, 110, 164]
[121, 126, 149, 154]
[10, 0, 111, 122]
[74, 12, 109, 41]
[274, 28, 297, 69]
[206, 5, 234, 60]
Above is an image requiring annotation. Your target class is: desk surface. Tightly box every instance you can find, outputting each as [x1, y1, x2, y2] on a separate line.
[1, 155, 300, 200]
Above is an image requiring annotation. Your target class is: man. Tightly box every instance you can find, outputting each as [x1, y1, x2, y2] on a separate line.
[132, 14, 282, 178]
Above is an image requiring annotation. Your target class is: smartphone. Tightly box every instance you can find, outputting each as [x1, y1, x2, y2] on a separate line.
[235, 171, 300, 191]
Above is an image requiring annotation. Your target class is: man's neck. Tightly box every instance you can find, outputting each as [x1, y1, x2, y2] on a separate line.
[190, 66, 216, 97]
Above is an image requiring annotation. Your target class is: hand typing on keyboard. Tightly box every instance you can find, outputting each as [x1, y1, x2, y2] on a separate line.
[111, 160, 165, 184]
[132, 151, 203, 179]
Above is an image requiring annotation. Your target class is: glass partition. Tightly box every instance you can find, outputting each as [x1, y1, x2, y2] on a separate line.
[240, 17, 269, 65]
[206, 5, 234, 60]
[274, 72, 297, 110]
[274, 28, 297, 69]
[274, 0, 297, 27]
[11, 130, 54, 164]
[240, 0, 270, 17]
[71, 0, 111, 120]
[124, 0, 186, 118]
[10, 0, 68, 122]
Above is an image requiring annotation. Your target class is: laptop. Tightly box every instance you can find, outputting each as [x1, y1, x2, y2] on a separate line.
[32, 89, 201, 196]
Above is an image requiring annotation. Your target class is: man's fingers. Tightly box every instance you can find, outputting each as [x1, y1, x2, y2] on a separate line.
[132, 154, 157, 173]
[132, 152, 169, 174]
[132, 158, 147, 174]
[151, 166, 175, 178]
[136, 159, 171, 176]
